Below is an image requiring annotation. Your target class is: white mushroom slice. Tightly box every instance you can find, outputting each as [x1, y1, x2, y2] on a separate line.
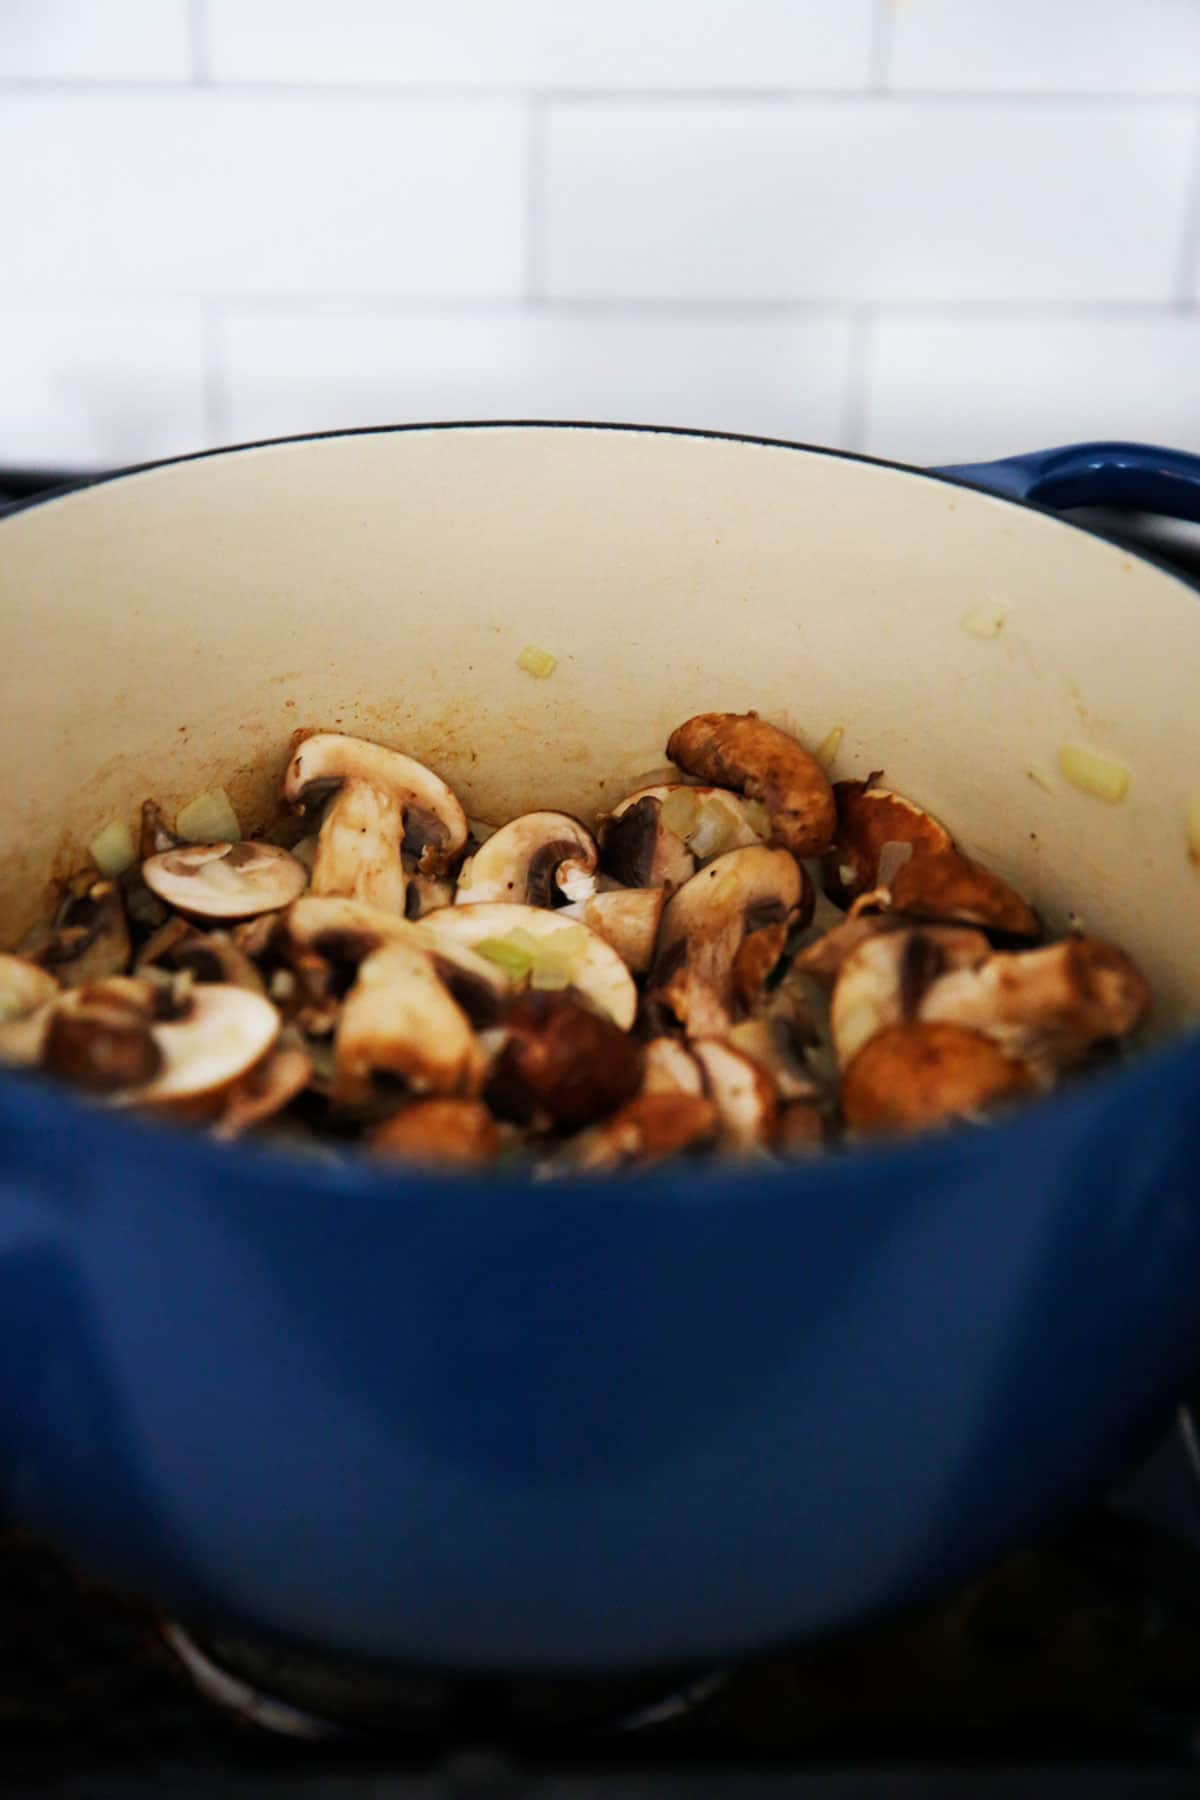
[641, 1036, 705, 1097]
[831, 926, 992, 1070]
[214, 1043, 312, 1140]
[599, 785, 764, 891]
[310, 781, 408, 914]
[918, 937, 1150, 1088]
[421, 903, 638, 1030]
[406, 871, 455, 918]
[280, 894, 508, 1023]
[334, 942, 482, 1107]
[283, 732, 467, 878]
[455, 812, 598, 908]
[726, 1017, 821, 1102]
[0, 953, 60, 1022]
[651, 846, 808, 1039]
[692, 1039, 778, 1153]
[579, 888, 665, 975]
[121, 985, 281, 1107]
[142, 842, 307, 921]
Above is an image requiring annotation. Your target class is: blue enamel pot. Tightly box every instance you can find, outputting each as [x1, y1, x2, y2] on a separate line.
[2, 426, 1199, 1671]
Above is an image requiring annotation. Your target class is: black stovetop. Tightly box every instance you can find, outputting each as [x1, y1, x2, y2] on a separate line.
[5, 463, 1200, 1797]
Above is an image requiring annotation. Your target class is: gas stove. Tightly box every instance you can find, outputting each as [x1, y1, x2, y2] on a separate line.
[4, 461, 1200, 1798]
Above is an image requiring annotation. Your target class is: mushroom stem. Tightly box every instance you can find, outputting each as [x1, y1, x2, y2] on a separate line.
[311, 782, 408, 914]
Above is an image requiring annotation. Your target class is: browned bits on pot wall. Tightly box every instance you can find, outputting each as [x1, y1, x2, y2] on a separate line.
[667, 712, 837, 857]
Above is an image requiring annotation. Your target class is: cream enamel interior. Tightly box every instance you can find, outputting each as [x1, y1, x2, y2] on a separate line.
[3, 424, 1199, 1034]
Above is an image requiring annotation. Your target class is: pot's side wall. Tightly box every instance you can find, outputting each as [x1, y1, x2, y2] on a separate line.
[2, 427, 1198, 1023]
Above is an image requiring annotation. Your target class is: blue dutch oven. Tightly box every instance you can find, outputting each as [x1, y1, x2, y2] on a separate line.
[1, 426, 1199, 1671]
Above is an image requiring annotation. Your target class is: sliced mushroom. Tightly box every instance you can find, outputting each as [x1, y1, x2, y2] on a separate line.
[333, 941, 482, 1109]
[309, 781, 408, 914]
[405, 871, 455, 918]
[42, 979, 163, 1094]
[455, 812, 598, 908]
[367, 1099, 500, 1168]
[577, 887, 665, 975]
[0, 953, 60, 1021]
[640, 1036, 705, 1097]
[794, 891, 900, 983]
[826, 782, 1040, 939]
[651, 847, 809, 1038]
[570, 1092, 718, 1171]
[919, 937, 1150, 1086]
[667, 713, 837, 858]
[31, 879, 131, 987]
[692, 1039, 777, 1153]
[142, 841, 307, 922]
[279, 894, 508, 1028]
[831, 926, 992, 1069]
[483, 991, 643, 1131]
[598, 785, 765, 890]
[725, 1016, 822, 1101]
[841, 1020, 1034, 1136]
[421, 903, 638, 1030]
[214, 1043, 312, 1140]
[137, 918, 267, 994]
[122, 985, 282, 1109]
[283, 734, 468, 921]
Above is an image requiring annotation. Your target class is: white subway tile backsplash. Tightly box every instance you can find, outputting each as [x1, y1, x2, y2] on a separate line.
[0, 94, 526, 298]
[889, 0, 1200, 95]
[220, 308, 853, 446]
[862, 314, 1200, 466]
[545, 99, 1195, 302]
[206, 0, 874, 91]
[0, 0, 192, 81]
[0, 304, 207, 466]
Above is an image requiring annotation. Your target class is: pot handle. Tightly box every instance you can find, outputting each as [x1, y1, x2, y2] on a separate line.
[936, 440, 1200, 523]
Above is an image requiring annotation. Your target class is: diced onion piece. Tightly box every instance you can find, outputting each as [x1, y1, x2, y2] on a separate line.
[176, 787, 241, 843]
[1187, 796, 1200, 868]
[475, 936, 536, 980]
[661, 790, 702, 838]
[688, 798, 737, 860]
[814, 726, 844, 771]
[516, 645, 557, 680]
[961, 604, 1006, 640]
[1058, 744, 1131, 805]
[88, 818, 136, 877]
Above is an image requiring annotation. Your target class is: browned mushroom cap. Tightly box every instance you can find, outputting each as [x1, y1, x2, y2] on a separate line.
[333, 941, 482, 1109]
[283, 732, 468, 877]
[456, 812, 598, 907]
[841, 1020, 1034, 1136]
[598, 785, 766, 890]
[142, 841, 307, 922]
[667, 713, 837, 858]
[571, 1092, 718, 1171]
[31, 879, 131, 987]
[692, 1039, 777, 1153]
[831, 925, 993, 1069]
[919, 937, 1150, 1085]
[484, 990, 644, 1131]
[367, 1099, 500, 1168]
[825, 782, 1040, 939]
[651, 846, 809, 1038]
[213, 1043, 313, 1140]
[137, 918, 267, 994]
[42, 979, 163, 1093]
[578, 887, 665, 975]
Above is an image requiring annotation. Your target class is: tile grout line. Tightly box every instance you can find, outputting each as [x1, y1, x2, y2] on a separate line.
[0, 295, 1195, 318]
[187, 0, 210, 84]
[868, 0, 895, 94]
[1, 79, 1200, 103]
